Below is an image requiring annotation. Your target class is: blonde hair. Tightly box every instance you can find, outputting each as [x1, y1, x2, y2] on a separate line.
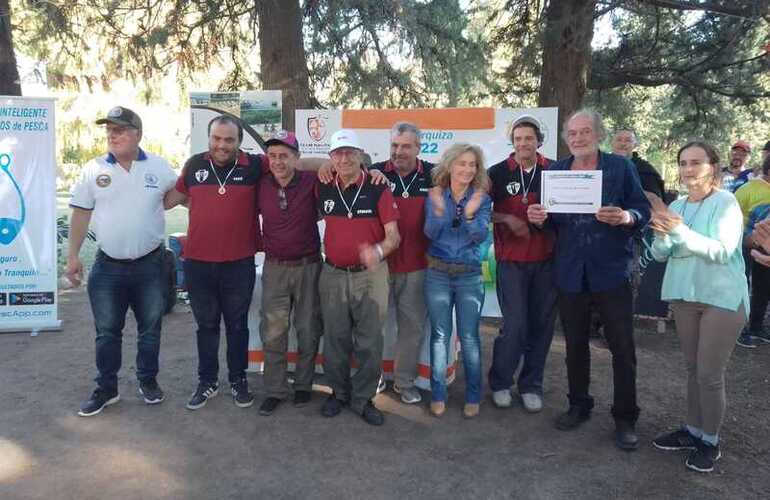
[432, 143, 490, 191]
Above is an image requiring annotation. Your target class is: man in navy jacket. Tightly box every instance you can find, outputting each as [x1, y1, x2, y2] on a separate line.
[527, 109, 651, 451]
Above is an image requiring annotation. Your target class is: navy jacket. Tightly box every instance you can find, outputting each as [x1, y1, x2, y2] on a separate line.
[547, 151, 651, 293]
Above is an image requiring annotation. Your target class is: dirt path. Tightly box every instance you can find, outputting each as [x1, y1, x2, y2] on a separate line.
[1, 288, 768, 500]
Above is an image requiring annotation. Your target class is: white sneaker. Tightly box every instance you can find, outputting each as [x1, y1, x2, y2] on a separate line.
[492, 389, 512, 408]
[521, 393, 543, 413]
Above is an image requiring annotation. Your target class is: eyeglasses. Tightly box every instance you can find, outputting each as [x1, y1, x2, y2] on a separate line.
[278, 188, 288, 211]
[452, 203, 463, 228]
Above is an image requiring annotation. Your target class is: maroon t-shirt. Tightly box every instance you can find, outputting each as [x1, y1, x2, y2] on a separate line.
[370, 159, 434, 273]
[488, 153, 554, 262]
[257, 170, 320, 261]
[316, 170, 400, 267]
[176, 150, 265, 262]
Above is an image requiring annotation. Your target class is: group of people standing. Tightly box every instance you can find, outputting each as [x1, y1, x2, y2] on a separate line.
[66, 104, 760, 475]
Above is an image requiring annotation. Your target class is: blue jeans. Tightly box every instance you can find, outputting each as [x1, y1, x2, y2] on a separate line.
[488, 260, 557, 395]
[184, 257, 255, 384]
[425, 268, 485, 404]
[88, 248, 166, 392]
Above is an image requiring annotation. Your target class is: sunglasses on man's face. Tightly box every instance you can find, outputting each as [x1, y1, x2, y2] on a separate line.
[278, 188, 287, 211]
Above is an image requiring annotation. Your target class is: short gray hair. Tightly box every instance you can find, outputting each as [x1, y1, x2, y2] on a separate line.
[390, 121, 421, 145]
[561, 109, 607, 143]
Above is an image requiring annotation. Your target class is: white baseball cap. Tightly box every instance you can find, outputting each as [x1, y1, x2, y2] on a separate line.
[329, 129, 362, 152]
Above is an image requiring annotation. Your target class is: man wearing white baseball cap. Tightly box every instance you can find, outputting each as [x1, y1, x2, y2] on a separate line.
[316, 129, 401, 425]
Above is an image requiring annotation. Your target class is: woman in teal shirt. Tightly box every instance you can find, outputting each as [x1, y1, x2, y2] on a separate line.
[648, 141, 748, 473]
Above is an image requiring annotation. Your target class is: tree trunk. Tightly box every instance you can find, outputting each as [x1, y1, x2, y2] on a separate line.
[538, 0, 596, 158]
[0, 0, 21, 96]
[257, 0, 312, 132]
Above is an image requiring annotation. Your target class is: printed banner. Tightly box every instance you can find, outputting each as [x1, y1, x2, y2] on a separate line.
[189, 90, 282, 155]
[0, 96, 60, 332]
[296, 107, 559, 318]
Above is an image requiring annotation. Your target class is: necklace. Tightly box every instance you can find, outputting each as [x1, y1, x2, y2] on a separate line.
[518, 165, 536, 204]
[398, 167, 419, 198]
[208, 158, 238, 195]
[678, 200, 704, 228]
[336, 170, 366, 219]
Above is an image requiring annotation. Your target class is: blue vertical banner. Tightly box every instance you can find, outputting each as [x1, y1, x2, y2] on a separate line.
[0, 96, 60, 333]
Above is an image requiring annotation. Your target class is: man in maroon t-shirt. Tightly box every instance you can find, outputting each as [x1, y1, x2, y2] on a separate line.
[486, 115, 557, 413]
[165, 115, 264, 411]
[255, 130, 323, 416]
[317, 129, 401, 426]
[369, 122, 434, 404]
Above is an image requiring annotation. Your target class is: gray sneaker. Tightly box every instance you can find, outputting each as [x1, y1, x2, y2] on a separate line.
[394, 385, 422, 404]
[492, 389, 512, 408]
[521, 393, 543, 413]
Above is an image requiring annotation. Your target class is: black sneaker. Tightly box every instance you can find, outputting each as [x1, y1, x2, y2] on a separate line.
[361, 400, 384, 426]
[736, 331, 759, 349]
[258, 397, 282, 416]
[138, 379, 165, 405]
[614, 420, 639, 451]
[231, 379, 254, 408]
[750, 328, 770, 344]
[186, 382, 219, 410]
[293, 390, 312, 407]
[78, 387, 120, 417]
[653, 428, 699, 451]
[321, 394, 347, 417]
[686, 440, 721, 473]
[555, 406, 590, 431]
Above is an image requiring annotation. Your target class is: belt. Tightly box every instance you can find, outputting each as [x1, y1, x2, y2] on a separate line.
[265, 254, 321, 267]
[99, 246, 163, 264]
[325, 260, 367, 273]
[427, 255, 476, 275]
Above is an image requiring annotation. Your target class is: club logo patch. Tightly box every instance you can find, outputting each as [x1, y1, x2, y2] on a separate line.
[389, 182, 397, 193]
[96, 174, 111, 188]
[506, 181, 520, 196]
[323, 200, 335, 213]
[144, 173, 159, 186]
[195, 169, 209, 183]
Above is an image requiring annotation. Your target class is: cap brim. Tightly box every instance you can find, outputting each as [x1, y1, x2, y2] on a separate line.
[95, 118, 138, 129]
[264, 139, 299, 151]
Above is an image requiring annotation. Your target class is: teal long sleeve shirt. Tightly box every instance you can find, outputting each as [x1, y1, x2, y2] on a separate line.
[650, 189, 749, 318]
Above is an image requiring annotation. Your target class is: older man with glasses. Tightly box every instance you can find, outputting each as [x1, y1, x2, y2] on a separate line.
[255, 130, 324, 416]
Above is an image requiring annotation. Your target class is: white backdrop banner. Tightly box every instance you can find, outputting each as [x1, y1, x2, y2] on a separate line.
[294, 107, 558, 165]
[0, 96, 60, 332]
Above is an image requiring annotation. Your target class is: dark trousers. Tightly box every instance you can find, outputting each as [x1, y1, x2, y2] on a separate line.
[558, 283, 640, 423]
[184, 257, 256, 385]
[488, 260, 557, 395]
[88, 249, 166, 392]
[749, 259, 770, 331]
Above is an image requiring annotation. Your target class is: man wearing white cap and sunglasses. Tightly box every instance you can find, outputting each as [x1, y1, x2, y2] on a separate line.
[316, 129, 401, 425]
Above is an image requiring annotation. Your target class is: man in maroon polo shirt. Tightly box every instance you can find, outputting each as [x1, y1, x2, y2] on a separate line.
[369, 122, 434, 404]
[487, 115, 557, 413]
[317, 129, 401, 426]
[165, 115, 265, 411]
[255, 130, 323, 416]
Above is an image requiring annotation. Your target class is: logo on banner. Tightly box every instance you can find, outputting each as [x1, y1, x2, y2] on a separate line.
[0, 154, 25, 245]
[307, 115, 328, 142]
[506, 181, 520, 196]
[195, 169, 209, 183]
[96, 174, 112, 188]
[323, 200, 335, 213]
[144, 173, 159, 187]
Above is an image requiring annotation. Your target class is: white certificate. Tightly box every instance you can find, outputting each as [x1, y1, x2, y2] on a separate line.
[541, 170, 602, 214]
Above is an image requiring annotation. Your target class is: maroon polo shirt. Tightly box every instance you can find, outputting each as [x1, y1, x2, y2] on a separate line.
[257, 169, 320, 261]
[316, 169, 400, 268]
[488, 153, 554, 262]
[370, 159, 434, 273]
[176, 150, 265, 262]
